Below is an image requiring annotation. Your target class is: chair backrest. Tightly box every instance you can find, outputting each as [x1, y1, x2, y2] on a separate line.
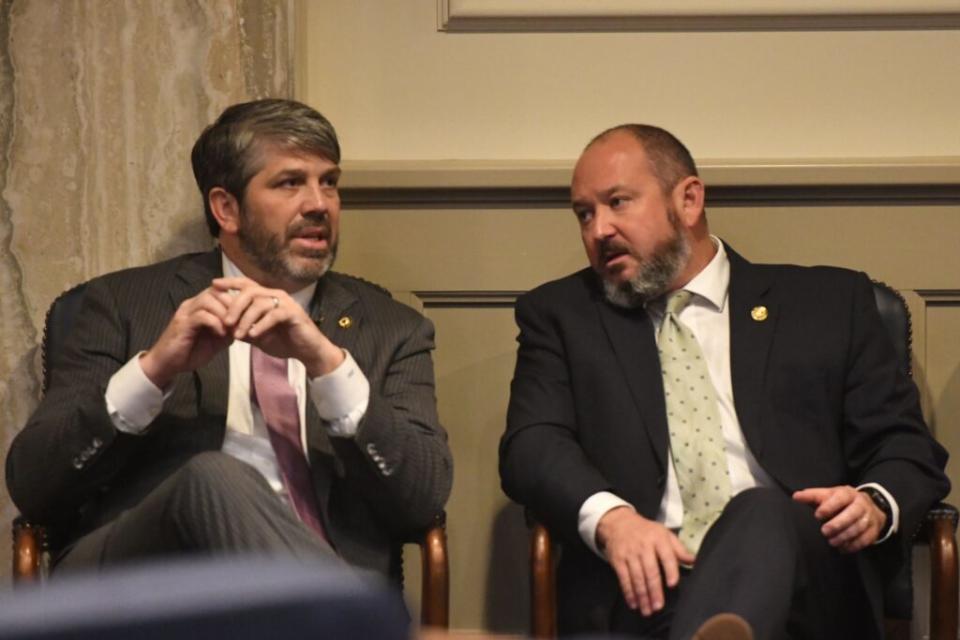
[41, 282, 88, 393]
[870, 280, 915, 621]
[871, 280, 911, 377]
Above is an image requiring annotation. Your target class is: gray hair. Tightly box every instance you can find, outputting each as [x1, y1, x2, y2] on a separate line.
[191, 98, 341, 236]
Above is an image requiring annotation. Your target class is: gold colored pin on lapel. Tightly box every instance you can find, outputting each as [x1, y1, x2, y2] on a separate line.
[338, 316, 353, 329]
[751, 306, 768, 322]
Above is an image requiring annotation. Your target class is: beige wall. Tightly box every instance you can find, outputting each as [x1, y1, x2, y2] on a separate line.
[300, 0, 960, 634]
[0, 0, 294, 576]
[300, 1, 960, 161]
[0, 0, 957, 636]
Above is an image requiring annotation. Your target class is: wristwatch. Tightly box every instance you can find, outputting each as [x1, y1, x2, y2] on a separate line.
[860, 487, 894, 539]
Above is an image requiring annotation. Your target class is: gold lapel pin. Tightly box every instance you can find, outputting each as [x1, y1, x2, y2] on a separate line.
[338, 316, 353, 329]
[751, 306, 768, 322]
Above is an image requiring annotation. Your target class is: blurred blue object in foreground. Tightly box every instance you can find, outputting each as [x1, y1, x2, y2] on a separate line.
[0, 555, 408, 639]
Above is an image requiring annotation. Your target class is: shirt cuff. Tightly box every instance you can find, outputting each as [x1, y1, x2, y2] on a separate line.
[105, 352, 166, 434]
[858, 482, 900, 544]
[308, 349, 370, 438]
[578, 491, 635, 559]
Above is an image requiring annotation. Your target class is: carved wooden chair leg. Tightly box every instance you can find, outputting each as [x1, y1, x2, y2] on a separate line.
[420, 524, 450, 628]
[928, 514, 959, 640]
[12, 518, 44, 584]
[530, 522, 556, 639]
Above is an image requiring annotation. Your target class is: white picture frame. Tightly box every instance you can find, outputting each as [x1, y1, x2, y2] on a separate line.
[438, 0, 960, 31]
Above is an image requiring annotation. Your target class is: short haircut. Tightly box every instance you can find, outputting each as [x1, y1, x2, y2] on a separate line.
[191, 98, 341, 236]
[587, 124, 698, 193]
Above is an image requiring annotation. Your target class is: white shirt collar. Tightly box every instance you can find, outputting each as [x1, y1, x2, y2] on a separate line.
[221, 252, 317, 312]
[682, 236, 730, 312]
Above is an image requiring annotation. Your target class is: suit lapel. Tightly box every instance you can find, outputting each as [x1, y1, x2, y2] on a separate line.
[595, 294, 670, 472]
[727, 246, 777, 458]
[171, 249, 230, 418]
[305, 274, 361, 513]
[311, 273, 362, 357]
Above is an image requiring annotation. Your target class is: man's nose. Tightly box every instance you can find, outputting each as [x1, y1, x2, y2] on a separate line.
[591, 207, 616, 240]
[303, 182, 331, 213]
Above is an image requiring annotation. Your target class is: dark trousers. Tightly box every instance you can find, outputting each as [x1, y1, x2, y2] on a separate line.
[55, 451, 337, 573]
[610, 488, 875, 640]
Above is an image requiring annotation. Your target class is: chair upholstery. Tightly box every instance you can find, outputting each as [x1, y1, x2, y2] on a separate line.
[527, 281, 959, 640]
[11, 282, 450, 630]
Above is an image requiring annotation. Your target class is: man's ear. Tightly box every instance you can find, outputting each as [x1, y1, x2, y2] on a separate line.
[673, 176, 706, 228]
[209, 187, 241, 234]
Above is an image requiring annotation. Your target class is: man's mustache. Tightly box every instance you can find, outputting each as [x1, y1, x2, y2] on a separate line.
[286, 214, 331, 240]
[599, 238, 632, 260]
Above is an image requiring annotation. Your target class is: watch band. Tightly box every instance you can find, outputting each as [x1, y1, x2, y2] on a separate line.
[860, 487, 894, 539]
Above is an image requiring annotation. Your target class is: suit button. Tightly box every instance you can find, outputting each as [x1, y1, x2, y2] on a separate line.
[71, 457, 83, 470]
[91, 438, 103, 449]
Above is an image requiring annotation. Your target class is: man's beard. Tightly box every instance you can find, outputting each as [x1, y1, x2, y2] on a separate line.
[238, 209, 337, 287]
[601, 208, 690, 309]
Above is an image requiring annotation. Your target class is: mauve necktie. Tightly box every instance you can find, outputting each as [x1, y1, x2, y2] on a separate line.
[659, 290, 731, 554]
[250, 346, 327, 540]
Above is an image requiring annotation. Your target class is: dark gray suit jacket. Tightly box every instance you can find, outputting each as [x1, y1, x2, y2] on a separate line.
[500, 245, 949, 633]
[7, 249, 453, 581]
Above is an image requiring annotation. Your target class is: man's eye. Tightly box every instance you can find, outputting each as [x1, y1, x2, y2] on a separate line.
[610, 197, 624, 208]
[574, 209, 593, 224]
[323, 176, 339, 188]
[278, 178, 300, 188]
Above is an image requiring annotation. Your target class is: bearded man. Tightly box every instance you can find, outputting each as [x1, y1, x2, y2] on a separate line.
[7, 99, 452, 582]
[499, 124, 948, 639]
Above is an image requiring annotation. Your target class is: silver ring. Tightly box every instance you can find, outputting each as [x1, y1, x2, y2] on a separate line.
[271, 296, 279, 309]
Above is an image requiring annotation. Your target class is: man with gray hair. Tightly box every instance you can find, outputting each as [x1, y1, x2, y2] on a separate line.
[7, 99, 453, 581]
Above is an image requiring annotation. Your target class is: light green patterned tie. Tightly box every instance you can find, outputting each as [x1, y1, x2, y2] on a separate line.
[659, 290, 731, 554]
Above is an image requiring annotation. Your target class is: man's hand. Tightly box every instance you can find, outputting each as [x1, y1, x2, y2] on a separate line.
[595, 507, 694, 616]
[211, 277, 344, 377]
[792, 485, 887, 553]
[140, 276, 347, 388]
[139, 287, 235, 389]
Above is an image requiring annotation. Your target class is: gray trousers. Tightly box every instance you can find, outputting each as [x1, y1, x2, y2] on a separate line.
[55, 451, 337, 573]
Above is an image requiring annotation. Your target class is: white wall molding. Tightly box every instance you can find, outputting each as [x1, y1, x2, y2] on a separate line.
[439, 0, 960, 32]
[342, 157, 960, 190]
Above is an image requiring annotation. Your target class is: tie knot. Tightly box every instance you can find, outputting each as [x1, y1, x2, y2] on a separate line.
[665, 289, 693, 316]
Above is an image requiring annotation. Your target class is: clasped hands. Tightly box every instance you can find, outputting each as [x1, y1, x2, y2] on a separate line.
[140, 277, 343, 389]
[597, 485, 887, 616]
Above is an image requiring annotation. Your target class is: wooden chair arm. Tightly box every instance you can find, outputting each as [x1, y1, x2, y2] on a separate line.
[921, 502, 959, 640]
[418, 512, 449, 629]
[12, 517, 46, 584]
[530, 521, 556, 639]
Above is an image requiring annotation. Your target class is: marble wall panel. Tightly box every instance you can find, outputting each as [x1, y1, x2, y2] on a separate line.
[0, 0, 293, 577]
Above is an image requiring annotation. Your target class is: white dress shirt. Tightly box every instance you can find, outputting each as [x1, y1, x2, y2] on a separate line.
[105, 254, 370, 500]
[578, 238, 898, 557]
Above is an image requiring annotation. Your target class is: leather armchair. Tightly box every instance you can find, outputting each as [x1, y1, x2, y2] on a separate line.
[526, 281, 958, 640]
[11, 282, 451, 629]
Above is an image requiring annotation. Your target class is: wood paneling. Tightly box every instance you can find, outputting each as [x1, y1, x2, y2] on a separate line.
[334, 178, 960, 632]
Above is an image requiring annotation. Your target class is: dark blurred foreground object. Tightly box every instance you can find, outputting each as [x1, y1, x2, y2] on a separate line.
[0, 556, 409, 640]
